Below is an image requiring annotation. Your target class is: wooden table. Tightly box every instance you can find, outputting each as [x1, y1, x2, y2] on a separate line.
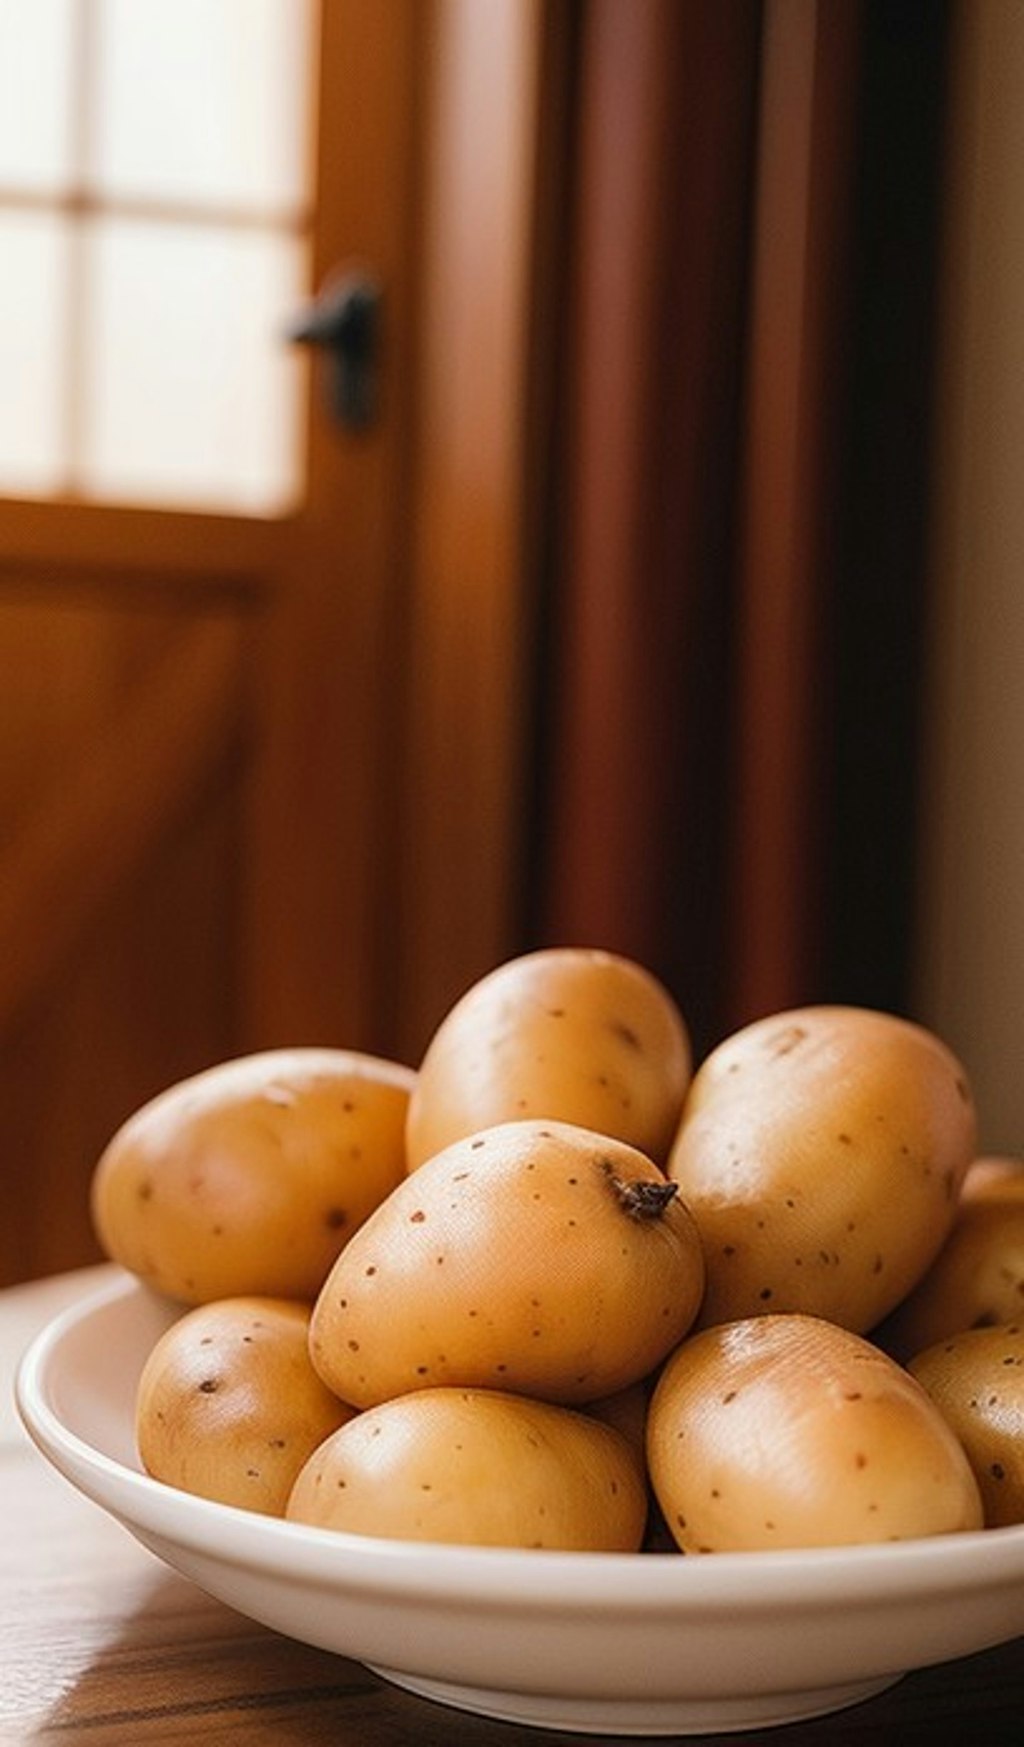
[3, 1269, 1023, 1745]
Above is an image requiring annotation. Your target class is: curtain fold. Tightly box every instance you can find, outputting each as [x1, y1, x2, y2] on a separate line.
[531, 0, 763, 1055]
[529, 0, 950, 1057]
[726, 0, 862, 1025]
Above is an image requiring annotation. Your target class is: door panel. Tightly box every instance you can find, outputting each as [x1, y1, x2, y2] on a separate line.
[0, 577, 250, 1282]
[0, 588, 247, 1030]
[4, 773, 243, 1284]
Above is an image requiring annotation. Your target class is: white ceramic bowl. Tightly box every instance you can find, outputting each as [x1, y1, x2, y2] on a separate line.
[15, 1272, 1024, 1737]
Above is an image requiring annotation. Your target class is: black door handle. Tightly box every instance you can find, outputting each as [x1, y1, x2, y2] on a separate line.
[287, 271, 381, 432]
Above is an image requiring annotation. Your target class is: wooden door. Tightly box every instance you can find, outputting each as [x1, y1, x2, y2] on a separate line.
[0, 1, 426, 1286]
[1, 0, 560, 1288]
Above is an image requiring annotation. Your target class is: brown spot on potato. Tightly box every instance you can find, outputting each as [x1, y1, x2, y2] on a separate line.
[766, 1024, 807, 1057]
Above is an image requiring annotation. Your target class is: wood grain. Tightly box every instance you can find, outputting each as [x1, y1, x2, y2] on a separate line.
[391, 0, 560, 1060]
[0, 615, 244, 1037]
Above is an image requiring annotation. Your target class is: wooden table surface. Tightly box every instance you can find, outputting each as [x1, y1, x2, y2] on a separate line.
[3, 1268, 1023, 1746]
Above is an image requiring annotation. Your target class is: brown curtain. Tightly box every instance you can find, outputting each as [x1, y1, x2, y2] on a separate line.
[528, 0, 951, 1059]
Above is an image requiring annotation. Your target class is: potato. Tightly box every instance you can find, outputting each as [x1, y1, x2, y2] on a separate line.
[875, 1157, 1024, 1360]
[136, 1297, 357, 1514]
[961, 1156, 1024, 1202]
[286, 1386, 647, 1550]
[405, 947, 691, 1171]
[647, 1314, 984, 1553]
[667, 1006, 976, 1332]
[583, 1378, 650, 1468]
[909, 1323, 1024, 1528]
[309, 1118, 706, 1408]
[91, 1048, 414, 1304]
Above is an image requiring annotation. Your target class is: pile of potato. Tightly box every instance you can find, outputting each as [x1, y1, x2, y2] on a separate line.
[90, 947, 1024, 1553]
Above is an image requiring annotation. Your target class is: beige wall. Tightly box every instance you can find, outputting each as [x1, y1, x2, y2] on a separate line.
[914, 2, 1024, 1153]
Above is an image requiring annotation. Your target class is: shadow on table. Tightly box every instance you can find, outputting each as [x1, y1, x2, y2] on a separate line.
[24, 1571, 1024, 1747]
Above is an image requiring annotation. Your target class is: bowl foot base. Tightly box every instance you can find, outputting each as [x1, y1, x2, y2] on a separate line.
[368, 1666, 903, 1736]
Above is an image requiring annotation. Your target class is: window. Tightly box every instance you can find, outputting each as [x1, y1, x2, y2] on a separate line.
[0, 0, 318, 515]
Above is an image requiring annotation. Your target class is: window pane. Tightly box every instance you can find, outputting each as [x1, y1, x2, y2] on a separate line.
[0, 211, 70, 494]
[80, 218, 308, 514]
[0, 0, 75, 191]
[91, 0, 317, 214]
